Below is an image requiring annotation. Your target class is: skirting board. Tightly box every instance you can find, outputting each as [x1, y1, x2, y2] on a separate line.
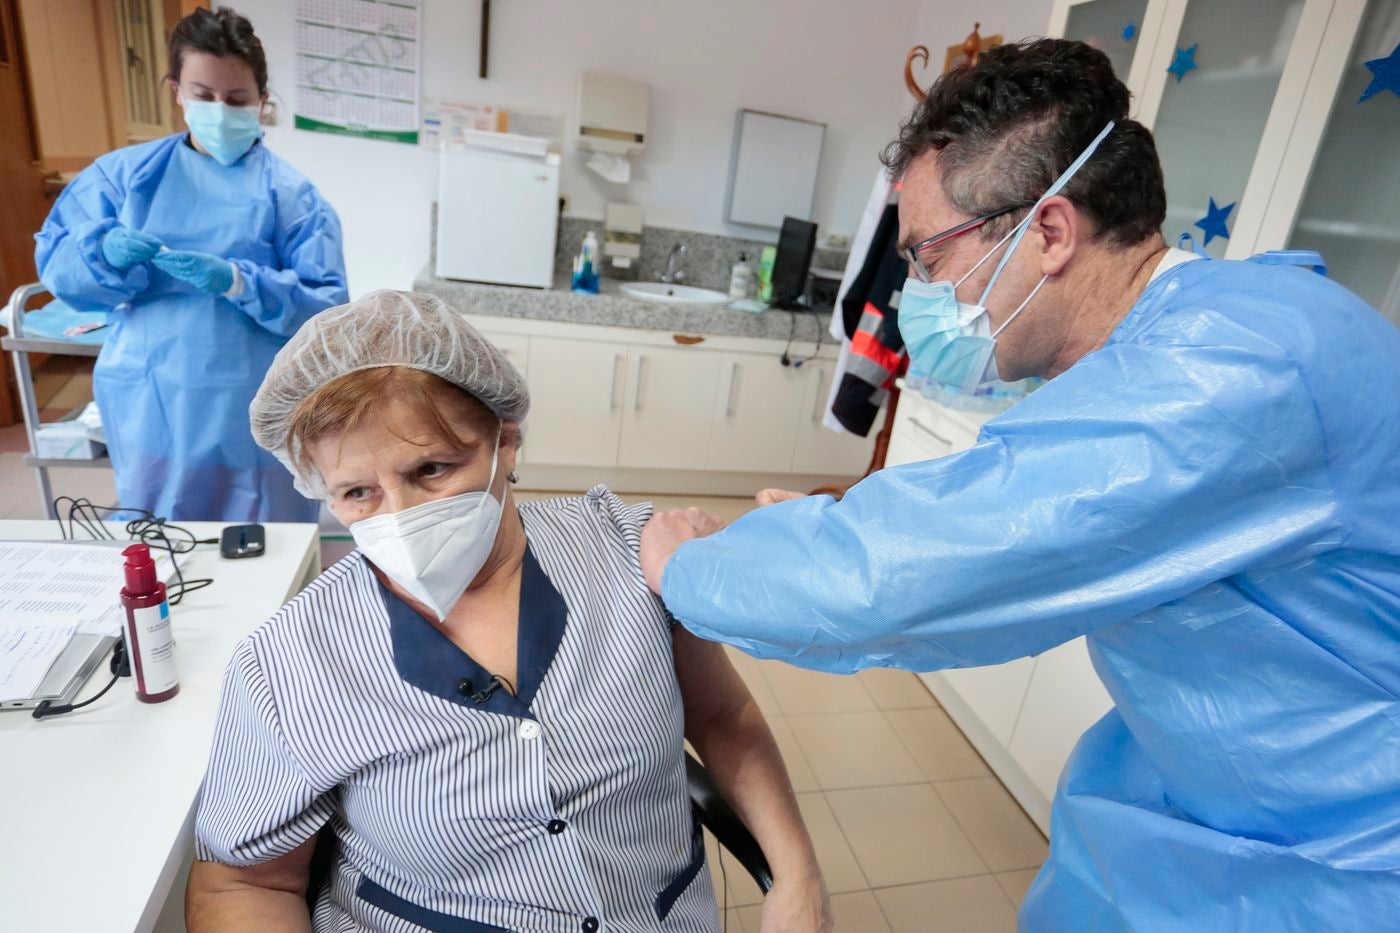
[516, 463, 858, 498]
[920, 671, 1053, 835]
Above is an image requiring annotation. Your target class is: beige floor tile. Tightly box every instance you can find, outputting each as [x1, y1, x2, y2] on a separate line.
[934, 778, 1047, 872]
[827, 784, 986, 887]
[734, 892, 892, 933]
[858, 668, 937, 710]
[733, 905, 762, 933]
[723, 908, 750, 933]
[829, 890, 893, 933]
[763, 663, 876, 716]
[638, 494, 756, 524]
[885, 708, 992, 782]
[995, 868, 1042, 910]
[795, 793, 868, 894]
[788, 712, 925, 790]
[876, 876, 1018, 933]
[766, 717, 820, 794]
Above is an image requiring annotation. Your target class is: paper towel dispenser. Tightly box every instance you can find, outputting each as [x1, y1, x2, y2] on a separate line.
[577, 73, 649, 156]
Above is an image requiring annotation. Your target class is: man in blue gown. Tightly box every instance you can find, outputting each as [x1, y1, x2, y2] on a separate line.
[642, 40, 1400, 930]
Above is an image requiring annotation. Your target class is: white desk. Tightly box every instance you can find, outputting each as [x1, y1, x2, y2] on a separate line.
[0, 521, 320, 933]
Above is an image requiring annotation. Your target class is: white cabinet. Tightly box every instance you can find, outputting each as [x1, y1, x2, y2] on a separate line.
[939, 659, 1038, 748]
[524, 337, 624, 467]
[619, 345, 720, 470]
[790, 361, 872, 476]
[1007, 639, 1115, 802]
[1051, 0, 1382, 268]
[1269, 0, 1400, 324]
[707, 352, 807, 473]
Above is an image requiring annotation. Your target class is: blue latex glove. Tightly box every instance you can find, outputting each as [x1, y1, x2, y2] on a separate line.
[100, 226, 163, 270]
[152, 250, 236, 295]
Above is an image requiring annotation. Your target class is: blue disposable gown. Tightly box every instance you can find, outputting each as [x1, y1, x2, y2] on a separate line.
[35, 134, 347, 521]
[662, 257, 1400, 929]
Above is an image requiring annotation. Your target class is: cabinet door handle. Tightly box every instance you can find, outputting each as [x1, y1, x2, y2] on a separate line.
[610, 354, 624, 411]
[634, 355, 646, 412]
[725, 362, 740, 417]
[911, 418, 951, 446]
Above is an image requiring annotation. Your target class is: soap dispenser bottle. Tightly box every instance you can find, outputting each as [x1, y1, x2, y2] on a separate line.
[572, 230, 601, 294]
[729, 252, 753, 299]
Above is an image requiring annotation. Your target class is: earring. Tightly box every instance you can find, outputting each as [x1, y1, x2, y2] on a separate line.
[507, 470, 519, 485]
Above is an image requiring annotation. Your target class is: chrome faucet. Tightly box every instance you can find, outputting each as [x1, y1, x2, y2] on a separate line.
[660, 243, 688, 284]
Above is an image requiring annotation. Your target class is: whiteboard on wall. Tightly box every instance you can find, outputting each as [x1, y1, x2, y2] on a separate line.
[725, 110, 826, 229]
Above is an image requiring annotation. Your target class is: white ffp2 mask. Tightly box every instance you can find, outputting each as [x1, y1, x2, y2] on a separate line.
[350, 445, 504, 621]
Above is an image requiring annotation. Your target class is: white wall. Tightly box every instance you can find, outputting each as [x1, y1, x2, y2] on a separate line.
[232, 0, 947, 295]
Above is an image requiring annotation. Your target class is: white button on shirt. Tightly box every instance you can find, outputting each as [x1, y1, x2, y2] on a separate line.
[195, 488, 720, 932]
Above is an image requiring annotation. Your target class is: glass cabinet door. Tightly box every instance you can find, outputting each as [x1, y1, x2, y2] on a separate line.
[1060, 0, 1153, 83]
[1151, 0, 1308, 257]
[1285, 0, 1400, 323]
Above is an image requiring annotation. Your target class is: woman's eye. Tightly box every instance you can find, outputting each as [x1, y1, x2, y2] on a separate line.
[345, 487, 371, 502]
[418, 462, 450, 479]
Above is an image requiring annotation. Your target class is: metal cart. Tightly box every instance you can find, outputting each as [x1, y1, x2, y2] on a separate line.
[2, 282, 108, 519]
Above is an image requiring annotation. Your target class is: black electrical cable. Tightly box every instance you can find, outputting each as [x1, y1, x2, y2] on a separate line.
[780, 309, 824, 369]
[53, 498, 216, 606]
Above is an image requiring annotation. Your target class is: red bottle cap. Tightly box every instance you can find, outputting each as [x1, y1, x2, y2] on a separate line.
[122, 543, 158, 594]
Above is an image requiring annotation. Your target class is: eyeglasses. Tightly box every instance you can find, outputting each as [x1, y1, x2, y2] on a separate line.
[902, 205, 1027, 284]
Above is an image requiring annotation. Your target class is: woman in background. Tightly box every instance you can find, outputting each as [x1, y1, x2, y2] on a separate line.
[35, 7, 346, 521]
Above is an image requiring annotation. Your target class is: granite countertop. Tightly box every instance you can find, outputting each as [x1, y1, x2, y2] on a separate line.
[412, 265, 834, 343]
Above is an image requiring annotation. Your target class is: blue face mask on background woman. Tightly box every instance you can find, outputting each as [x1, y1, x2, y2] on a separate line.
[899, 121, 1115, 393]
[182, 99, 262, 166]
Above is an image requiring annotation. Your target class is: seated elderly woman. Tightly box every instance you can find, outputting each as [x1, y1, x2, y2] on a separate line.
[186, 291, 829, 932]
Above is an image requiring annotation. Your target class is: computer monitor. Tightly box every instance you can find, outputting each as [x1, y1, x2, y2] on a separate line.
[769, 217, 818, 310]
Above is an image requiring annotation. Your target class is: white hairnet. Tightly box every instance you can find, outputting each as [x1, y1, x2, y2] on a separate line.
[250, 289, 529, 498]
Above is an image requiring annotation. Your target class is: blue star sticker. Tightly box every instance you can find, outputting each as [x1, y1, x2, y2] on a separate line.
[1123, 22, 1137, 41]
[1167, 44, 1198, 82]
[1359, 42, 1400, 103]
[1194, 197, 1235, 246]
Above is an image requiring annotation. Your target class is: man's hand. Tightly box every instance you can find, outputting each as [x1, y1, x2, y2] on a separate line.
[640, 507, 724, 595]
[755, 488, 805, 507]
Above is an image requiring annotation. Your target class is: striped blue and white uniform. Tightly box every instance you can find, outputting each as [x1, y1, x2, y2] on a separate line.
[195, 487, 720, 932]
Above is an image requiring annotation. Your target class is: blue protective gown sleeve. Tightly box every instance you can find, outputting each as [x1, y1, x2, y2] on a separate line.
[661, 322, 1341, 673]
[228, 192, 347, 338]
[34, 164, 151, 311]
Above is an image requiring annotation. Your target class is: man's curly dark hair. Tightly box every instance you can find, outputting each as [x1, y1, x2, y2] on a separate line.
[883, 39, 1166, 247]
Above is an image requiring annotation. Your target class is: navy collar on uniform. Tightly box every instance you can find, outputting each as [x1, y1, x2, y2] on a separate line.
[379, 543, 568, 718]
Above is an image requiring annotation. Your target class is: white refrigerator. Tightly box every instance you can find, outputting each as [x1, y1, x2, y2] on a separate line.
[435, 135, 561, 289]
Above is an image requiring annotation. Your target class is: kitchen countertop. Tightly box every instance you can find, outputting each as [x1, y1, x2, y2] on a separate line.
[413, 266, 835, 343]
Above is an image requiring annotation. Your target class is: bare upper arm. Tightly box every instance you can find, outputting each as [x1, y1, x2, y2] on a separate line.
[673, 627, 756, 742]
[189, 834, 319, 899]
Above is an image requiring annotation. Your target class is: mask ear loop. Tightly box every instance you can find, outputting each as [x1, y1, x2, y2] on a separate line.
[975, 120, 1117, 309]
[954, 222, 1025, 290]
[992, 275, 1048, 338]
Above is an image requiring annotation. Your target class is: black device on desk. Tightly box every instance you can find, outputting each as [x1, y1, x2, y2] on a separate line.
[221, 523, 266, 559]
[769, 216, 818, 311]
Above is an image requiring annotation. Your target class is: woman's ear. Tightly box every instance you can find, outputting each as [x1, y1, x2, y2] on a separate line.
[499, 422, 522, 478]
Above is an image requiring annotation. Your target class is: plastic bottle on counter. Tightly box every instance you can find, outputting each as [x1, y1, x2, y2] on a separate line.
[572, 230, 601, 294]
[729, 253, 754, 299]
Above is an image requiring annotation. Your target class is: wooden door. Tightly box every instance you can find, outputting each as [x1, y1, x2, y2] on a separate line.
[0, 0, 52, 427]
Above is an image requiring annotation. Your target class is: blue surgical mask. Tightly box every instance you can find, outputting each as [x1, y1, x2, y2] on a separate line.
[183, 99, 262, 166]
[899, 121, 1116, 393]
